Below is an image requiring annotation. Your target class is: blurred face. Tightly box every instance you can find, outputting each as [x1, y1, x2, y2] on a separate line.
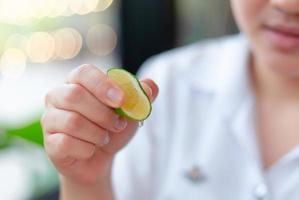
[231, 0, 299, 77]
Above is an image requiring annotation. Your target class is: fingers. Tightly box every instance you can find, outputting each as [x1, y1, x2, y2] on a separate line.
[140, 79, 159, 102]
[45, 133, 96, 161]
[45, 84, 127, 133]
[66, 64, 125, 108]
[43, 65, 160, 161]
[42, 108, 110, 146]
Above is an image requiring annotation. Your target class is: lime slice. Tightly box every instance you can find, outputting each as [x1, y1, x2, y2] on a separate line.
[107, 68, 152, 121]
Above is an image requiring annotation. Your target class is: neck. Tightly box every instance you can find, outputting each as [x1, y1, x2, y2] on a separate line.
[251, 53, 299, 170]
[251, 54, 299, 104]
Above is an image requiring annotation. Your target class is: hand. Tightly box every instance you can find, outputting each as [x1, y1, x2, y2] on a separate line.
[42, 64, 159, 187]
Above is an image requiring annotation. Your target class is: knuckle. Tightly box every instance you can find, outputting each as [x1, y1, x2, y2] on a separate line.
[94, 78, 111, 100]
[92, 130, 106, 146]
[44, 135, 60, 158]
[41, 109, 55, 132]
[98, 131, 109, 146]
[77, 64, 95, 74]
[93, 75, 105, 89]
[57, 135, 71, 153]
[45, 90, 54, 106]
[69, 64, 96, 81]
[86, 146, 95, 158]
[65, 112, 82, 132]
[63, 84, 84, 104]
[66, 64, 92, 83]
[46, 135, 71, 160]
[45, 86, 64, 107]
[98, 109, 117, 129]
[80, 145, 95, 160]
[97, 110, 111, 124]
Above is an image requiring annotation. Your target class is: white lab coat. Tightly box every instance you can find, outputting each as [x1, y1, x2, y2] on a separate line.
[112, 34, 299, 200]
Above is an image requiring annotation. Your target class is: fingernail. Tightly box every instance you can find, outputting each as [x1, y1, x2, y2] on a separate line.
[101, 131, 110, 146]
[148, 86, 153, 98]
[146, 86, 153, 100]
[114, 117, 127, 131]
[141, 82, 153, 100]
[107, 88, 123, 106]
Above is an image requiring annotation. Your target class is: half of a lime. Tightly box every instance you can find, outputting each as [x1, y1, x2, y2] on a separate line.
[107, 68, 152, 121]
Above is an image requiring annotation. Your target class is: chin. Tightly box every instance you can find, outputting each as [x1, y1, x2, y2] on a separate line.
[265, 54, 299, 78]
[251, 38, 299, 79]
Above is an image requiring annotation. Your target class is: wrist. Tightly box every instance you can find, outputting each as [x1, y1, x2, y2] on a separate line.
[60, 175, 114, 200]
[59, 162, 114, 200]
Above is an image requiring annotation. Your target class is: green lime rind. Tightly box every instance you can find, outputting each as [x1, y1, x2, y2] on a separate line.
[107, 67, 152, 121]
[115, 108, 126, 117]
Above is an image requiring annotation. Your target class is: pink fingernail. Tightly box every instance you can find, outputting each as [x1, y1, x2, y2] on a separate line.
[107, 88, 123, 106]
[114, 117, 127, 131]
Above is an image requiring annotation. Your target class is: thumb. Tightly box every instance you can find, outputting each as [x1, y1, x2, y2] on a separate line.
[140, 79, 159, 102]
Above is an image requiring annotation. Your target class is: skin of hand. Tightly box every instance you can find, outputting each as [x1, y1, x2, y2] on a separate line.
[41, 64, 159, 199]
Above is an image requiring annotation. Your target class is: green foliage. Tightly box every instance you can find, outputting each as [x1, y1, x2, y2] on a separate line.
[6, 120, 44, 146]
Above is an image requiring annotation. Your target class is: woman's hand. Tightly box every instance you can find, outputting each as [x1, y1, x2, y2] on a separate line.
[41, 64, 158, 199]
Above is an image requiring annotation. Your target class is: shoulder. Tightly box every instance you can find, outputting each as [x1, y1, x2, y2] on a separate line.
[138, 34, 248, 105]
[134, 34, 245, 135]
[138, 34, 246, 83]
[136, 34, 249, 141]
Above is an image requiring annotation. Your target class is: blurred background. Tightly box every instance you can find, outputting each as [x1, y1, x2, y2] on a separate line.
[0, 0, 238, 199]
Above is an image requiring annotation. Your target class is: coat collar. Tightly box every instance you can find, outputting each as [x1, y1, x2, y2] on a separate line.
[189, 34, 250, 95]
[187, 34, 252, 119]
[191, 34, 261, 163]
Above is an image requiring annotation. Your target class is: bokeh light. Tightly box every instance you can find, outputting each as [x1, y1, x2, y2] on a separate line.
[1, 28, 83, 65]
[0, 48, 27, 79]
[86, 24, 117, 56]
[53, 28, 82, 60]
[0, 0, 114, 24]
[36, 0, 53, 19]
[53, 29, 75, 60]
[5, 34, 28, 51]
[0, 1, 118, 199]
[30, 0, 45, 19]
[0, 0, 31, 24]
[69, 28, 83, 58]
[70, 0, 99, 15]
[26, 32, 56, 63]
[95, 0, 114, 12]
[49, 0, 70, 18]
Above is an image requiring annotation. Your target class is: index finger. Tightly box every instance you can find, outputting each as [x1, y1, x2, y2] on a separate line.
[66, 64, 125, 108]
[140, 79, 159, 102]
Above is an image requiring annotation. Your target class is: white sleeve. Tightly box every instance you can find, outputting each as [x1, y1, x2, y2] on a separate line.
[112, 57, 171, 200]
